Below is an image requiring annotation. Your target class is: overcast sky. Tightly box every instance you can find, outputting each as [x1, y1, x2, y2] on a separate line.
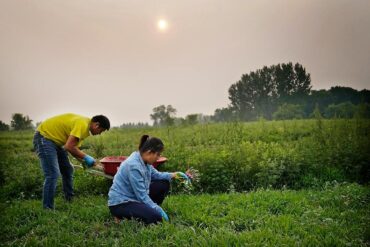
[1, 0, 369, 126]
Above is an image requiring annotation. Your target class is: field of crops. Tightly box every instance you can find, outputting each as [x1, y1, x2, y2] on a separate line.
[0, 119, 369, 246]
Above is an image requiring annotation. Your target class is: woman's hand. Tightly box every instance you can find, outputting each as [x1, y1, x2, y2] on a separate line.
[172, 172, 191, 183]
[158, 208, 169, 221]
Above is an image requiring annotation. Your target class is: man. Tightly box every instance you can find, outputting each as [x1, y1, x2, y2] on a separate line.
[33, 113, 110, 209]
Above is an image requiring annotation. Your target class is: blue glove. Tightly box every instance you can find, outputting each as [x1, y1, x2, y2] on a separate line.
[83, 155, 95, 168]
[159, 208, 169, 222]
[175, 172, 191, 183]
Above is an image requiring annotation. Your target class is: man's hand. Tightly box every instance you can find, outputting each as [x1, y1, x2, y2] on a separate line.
[83, 155, 96, 168]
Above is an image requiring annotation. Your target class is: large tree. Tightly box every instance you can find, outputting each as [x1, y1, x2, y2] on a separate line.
[228, 62, 311, 120]
[274, 63, 311, 103]
[10, 113, 33, 130]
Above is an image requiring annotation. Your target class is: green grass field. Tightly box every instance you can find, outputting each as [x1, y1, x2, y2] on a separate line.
[1, 184, 369, 246]
[0, 119, 369, 246]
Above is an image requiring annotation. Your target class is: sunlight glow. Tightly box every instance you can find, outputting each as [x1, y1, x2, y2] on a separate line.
[157, 19, 168, 31]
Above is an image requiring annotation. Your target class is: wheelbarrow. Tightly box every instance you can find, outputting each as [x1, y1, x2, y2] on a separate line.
[78, 156, 168, 179]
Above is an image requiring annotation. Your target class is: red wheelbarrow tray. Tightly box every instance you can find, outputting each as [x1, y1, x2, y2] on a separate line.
[99, 156, 168, 176]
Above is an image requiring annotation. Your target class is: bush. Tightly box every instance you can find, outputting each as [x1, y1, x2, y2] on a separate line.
[1, 119, 369, 200]
[324, 101, 356, 118]
[273, 104, 305, 120]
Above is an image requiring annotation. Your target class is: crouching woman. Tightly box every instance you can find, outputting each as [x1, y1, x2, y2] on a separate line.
[108, 135, 189, 224]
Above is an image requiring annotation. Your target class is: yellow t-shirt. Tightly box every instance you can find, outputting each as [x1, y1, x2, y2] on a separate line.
[37, 113, 91, 147]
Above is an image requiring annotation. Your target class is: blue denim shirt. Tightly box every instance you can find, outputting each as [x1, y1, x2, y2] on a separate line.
[108, 151, 172, 213]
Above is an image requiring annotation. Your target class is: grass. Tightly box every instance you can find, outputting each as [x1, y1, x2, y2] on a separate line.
[1, 183, 369, 246]
[0, 119, 369, 246]
[1, 119, 369, 200]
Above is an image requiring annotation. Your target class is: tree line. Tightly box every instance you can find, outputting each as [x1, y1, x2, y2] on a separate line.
[214, 62, 370, 122]
[2, 62, 369, 130]
[149, 62, 369, 126]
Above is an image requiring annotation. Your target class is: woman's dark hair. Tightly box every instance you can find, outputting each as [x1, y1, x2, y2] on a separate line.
[138, 135, 164, 153]
[91, 115, 110, 130]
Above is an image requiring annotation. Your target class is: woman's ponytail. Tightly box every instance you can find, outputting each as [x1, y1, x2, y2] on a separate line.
[139, 135, 150, 150]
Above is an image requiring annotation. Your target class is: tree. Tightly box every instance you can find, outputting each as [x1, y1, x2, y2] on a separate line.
[228, 67, 276, 120]
[274, 63, 311, 103]
[354, 103, 370, 119]
[164, 105, 177, 126]
[120, 122, 149, 129]
[303, 87, 369, 117]
[324, 102, 356, 118]
[358, 89, 370, 104]
[228, 62, 311, 121]
[310, 103, 323, 119]
[303, 89, 331, 117]
[150, 105, 177, 126]
[213, 107, 236, 122]
[150, 105, 166, 126]
[272, 104, 304, 120]
[185, 114, 198, 125]
[10, 113, 33, 130]
[177, 114, 212, 125]
[197, 114, 213, 124]
[329, 86, 360, 105]
[0, 120, 9, 131]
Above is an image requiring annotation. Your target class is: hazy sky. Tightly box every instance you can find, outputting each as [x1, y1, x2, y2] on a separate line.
[1, 0, 369, 126]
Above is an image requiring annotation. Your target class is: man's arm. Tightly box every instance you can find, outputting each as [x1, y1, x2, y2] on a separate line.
[64, 135, 87, 160]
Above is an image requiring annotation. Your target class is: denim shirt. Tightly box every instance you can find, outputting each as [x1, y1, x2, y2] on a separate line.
[108, 151, 172, 213]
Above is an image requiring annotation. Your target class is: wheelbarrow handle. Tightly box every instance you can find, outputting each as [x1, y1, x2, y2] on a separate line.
[93, 161, 104, 171]
[72, 161, 103, 171]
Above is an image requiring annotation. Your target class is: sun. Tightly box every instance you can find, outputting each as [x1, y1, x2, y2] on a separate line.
[157, 19, 168, 32]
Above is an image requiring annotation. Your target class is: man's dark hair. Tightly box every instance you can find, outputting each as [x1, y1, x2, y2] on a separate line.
[91, 115, 110, 130]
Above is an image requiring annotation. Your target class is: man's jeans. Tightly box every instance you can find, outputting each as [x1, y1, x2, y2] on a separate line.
[33, 132, 74, 209]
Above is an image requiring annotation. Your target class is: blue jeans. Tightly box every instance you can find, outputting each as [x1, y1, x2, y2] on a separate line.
[33, 132, 74, 209]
